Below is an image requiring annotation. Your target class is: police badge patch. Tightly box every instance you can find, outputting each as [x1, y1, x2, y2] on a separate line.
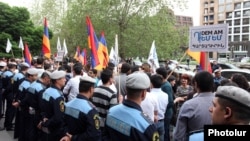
[59, 101, 64, 112]
[93, 114, 100, 130]
[152, 131, 160, 141]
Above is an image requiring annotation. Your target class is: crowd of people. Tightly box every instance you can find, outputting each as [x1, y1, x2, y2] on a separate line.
[0, 56, 250, 141]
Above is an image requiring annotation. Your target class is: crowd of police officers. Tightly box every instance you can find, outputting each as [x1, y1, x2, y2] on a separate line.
[0, 57, 160, 141]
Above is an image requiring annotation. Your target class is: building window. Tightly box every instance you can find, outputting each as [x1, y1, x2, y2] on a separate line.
[226, 20, 232, 26]
[226, 0, 232, 3]
[204, 16, 208, 22]
[242, 45, 247, 51]
[243, 10, 250, 17]
[226, 12, 232, 18]
[234, 11, 241, 17]
[234, 19, 241, 25]
[242, 26, 249, 33]
[204, 2, 208, 7]
[243, 1, 250, 8]
[229, 36, 232, 41]
[234, 35, 240, 41]
[243, 18, 250, 25]
[218, 21, 224, 24]
[226, 4, 232, 11]
[234, 3, 241, 10]
[210, 7, 214, 13]
[210, 0, 214, 6]
[204, 8, 208, 14]
[228, 28, 232, 34]
[242, 35, 249, 41]
[219, 6, 224, 12]
[219, 0, 225, 4]
[234, 27, 240, 33]
[234, 45, 239, 51]
[209, 15, 214, 21]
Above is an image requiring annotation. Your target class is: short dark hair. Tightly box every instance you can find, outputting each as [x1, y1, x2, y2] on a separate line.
[126, 87, 144, 99]
[36, 57, 44, 65]
[73, 64, 82, 75]
[91, 69, 98, 75]
[218, 98, 250, 122]
[193, 71, 213, 92]
[121, 63, 131, 73]
[150, 74, 163, 88]
[101, 69, 113, 84]
[79, 81, 94, 92]
[156, 67, 167, 79]
[41, 72, 50, 79]
[44, 63, 51, 70]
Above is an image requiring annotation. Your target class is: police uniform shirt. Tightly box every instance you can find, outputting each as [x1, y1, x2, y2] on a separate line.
[106, 100, 160, 141]
[63, 94, 102, 141]
[27, 80, 47, 110]
[17, 79, 31, 106]
[2, 70, 14, 93]
[12, 72, 25, 94]
[41, 85, 65, 131]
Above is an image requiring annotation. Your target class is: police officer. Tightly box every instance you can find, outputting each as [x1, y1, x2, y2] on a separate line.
[12, 62, 30, 102]
[12, 68, 38, 141]
[105, 71, 159, 141]
[39, 70, 66, 141]
[13, 71, 50, 140]
[0, 61, 7, 131]
[2, 62, 17, 131]
[60, 75, 102, 141]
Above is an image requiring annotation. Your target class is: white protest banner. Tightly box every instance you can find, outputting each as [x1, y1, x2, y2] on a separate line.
[55, 50, 64, 62]
[189, 24, 228, 52]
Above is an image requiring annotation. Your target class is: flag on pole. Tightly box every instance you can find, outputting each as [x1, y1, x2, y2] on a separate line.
[114, 34, 119, 65]
[57, 37, 61, 51]
[186, 49, 212, 73]
[79, 49, 87, 66]
[109, 47, 118, 65]
[6, 38, 12, 53]
[95, 32, 109, 70]
[18, 37, 24, 51]
[74, 46, 81, 61]
[42, 17, 51, 58]
[24, 43, 32, 66]
[147, 40, 159, 73]
[86, 16, 99, 68]
[63, 39, 68, 56]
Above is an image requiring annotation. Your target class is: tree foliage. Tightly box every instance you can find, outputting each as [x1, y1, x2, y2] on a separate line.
[30, 0, 188, 59]
[0, 2, 53, 58]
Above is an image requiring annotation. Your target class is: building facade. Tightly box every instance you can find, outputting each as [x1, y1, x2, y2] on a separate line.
[200, 0, 250, 60]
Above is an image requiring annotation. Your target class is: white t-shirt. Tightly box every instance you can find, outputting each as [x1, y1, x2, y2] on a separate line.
[97, 80, 117, 94]
[141, 92, 159, 122]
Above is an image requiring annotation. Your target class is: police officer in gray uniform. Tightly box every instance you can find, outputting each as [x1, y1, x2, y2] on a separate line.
[60, 75, 102, 141]
[105, 72, 159, 141]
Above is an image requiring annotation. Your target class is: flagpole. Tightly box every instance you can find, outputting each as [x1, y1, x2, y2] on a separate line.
[11, 49, 15, 58]
[166, 52, 187, 80]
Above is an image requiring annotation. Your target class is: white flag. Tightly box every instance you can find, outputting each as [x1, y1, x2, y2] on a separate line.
[57, 37, 62, 51]
[114, 34, 119, 65]
[18, 37, 24, 50]
[147, 40, 159, 72]
[6, 38, 12, 53]
[109, 47, 118, 65]
[63, 39, 68, 56]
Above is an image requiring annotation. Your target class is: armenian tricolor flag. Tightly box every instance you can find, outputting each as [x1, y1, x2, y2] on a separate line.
[95, 32, 109, 70]
[42, 17, 51, 58]
[186, 49, 212, 73]
[86, 16, 99, 68]
[24, 43, 32, 66]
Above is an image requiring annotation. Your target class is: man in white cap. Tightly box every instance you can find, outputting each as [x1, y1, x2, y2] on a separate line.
[105, 71, 159, 141]
[60, 75, 102, 141]
[0, 61, 7, 131]
[12, 68, 38, 140]
[2, 61, 17, 131]
[39, 70, 66, 141]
